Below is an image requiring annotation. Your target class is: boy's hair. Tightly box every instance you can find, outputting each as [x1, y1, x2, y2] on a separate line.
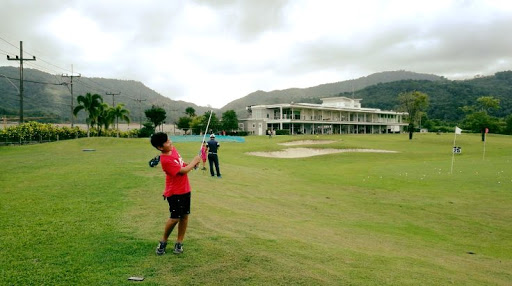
[150, 132, 168, 150]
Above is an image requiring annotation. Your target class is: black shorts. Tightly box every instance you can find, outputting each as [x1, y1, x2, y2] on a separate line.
[166, 192, 191, 219]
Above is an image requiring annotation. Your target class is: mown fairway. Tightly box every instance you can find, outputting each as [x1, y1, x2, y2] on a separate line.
[1, 133, 511, 285]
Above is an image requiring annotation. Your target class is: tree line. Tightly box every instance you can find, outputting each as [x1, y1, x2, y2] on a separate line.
[399, 91, 512, 140]
[138, 106, 240, 137]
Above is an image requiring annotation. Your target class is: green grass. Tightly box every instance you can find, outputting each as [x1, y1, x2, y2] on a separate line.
[1, 134, 511, 285]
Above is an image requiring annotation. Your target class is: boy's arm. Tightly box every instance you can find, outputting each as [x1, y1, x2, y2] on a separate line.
[178, 155, 201, 174]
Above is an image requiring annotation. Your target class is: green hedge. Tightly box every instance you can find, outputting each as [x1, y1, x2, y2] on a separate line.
[0, 122, 140, 144]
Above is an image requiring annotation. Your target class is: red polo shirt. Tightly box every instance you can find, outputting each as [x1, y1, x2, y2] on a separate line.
[160, 146, 191, 197]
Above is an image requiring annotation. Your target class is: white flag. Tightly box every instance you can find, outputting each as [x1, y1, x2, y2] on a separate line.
[455, 126, 462, 135]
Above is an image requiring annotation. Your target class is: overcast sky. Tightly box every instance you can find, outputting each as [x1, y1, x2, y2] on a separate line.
[1, 0, 511, 108]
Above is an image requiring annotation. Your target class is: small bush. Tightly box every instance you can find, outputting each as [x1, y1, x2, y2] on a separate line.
[138, 122, 155, 138]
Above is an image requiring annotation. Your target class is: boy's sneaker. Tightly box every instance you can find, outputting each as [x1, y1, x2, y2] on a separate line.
[156, 241, 167, 255]
[173, 242, 184, 254]
[201, 167, 206, 170]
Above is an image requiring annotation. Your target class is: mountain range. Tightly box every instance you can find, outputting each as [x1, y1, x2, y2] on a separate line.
[1, 66, 511, 124]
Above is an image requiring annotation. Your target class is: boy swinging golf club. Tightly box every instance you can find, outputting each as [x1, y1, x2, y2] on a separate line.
[150, 132, 201, 255]
[149, 111, 213, 255]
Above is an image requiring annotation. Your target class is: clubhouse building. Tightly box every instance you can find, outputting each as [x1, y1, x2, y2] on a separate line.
[239, 97, 408, 135]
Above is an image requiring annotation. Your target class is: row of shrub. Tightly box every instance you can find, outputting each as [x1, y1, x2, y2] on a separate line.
[0, 122, 140, 144]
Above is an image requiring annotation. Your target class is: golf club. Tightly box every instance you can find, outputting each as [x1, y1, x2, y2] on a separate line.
[195, 110, 214, 170]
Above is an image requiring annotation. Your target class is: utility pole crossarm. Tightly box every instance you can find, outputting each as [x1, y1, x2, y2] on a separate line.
[106, 92, 121, 106]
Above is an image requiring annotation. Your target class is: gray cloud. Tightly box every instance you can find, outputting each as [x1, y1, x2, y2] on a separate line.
[1, 0, 512, 107]
[194, 0, 290, 40]
[278, 8, 512, 80]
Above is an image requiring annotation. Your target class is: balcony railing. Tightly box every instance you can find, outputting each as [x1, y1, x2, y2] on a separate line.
[270, 115, 400, 124]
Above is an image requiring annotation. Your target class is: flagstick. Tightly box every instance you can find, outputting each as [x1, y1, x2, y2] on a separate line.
[450, 133, 457, 174]
[483, 134, 486, 160]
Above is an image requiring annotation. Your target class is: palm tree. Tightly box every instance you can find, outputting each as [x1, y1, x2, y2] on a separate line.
[97, 103, 115, 135]
[111, 104, 130, 137]
[73, 93, 103, 137]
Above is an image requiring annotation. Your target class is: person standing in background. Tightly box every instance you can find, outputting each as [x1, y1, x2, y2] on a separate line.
[206, 134, 221, 178]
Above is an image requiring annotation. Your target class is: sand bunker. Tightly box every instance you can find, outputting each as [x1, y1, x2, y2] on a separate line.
[247, 148, 398, 158]
[279, 140, 336, 146]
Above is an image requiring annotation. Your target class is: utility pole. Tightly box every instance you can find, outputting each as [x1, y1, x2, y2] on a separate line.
[132, 96, 146, 129]
[106, 92, 121, 132]
[106, 91, 121, 106]
[62, 65, 81, 127]
[170, 109, 179, 134]
[7, 41, 36, 124]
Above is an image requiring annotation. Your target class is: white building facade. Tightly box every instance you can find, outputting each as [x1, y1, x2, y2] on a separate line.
[239, 97, 408, 135]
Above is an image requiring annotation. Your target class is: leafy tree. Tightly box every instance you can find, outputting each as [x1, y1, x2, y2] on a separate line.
[145, 105, 166, 131]
[189, 116, 204, 135]
[476, 96, 500, 114]
[188, 112, 220, 135]
[203, 111, 220, 134]
[73, 93, 103, 137]
[185, 107, 196, 117]
[462, 112, 500, 138]
[221, 110, 239, 131]
[505, 115, 512, 135]
[111, 103, 131, 135]
[462, 96, 501, 140]
[398, 91, 429, 140]
[177, 116, 192, 134]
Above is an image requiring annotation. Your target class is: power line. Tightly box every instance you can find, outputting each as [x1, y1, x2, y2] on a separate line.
[74, 78, 106, 94]
[24, 61, 62, 76]
[22, 50, 73, 74]
[0, 48, 13, 55]
[80, 77, 111, 92]
[0, 74, 66, 85]
[7, 41, 36, 124]
[131, 96, 147, 129]
[0, 35, 19, 50]
[2, 35, 76, 76]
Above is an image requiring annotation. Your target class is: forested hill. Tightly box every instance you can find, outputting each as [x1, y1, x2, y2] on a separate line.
[2, 66, 511, 125]
[221, 70, 444, 117]
[222, 70, 512, 122]
[0, 66, 214, 123]
[346, 71, 512, 121]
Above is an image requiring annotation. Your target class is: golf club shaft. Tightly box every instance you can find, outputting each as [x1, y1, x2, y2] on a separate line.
[200, 110, 214, 153]
[195, 110, 213, 169]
